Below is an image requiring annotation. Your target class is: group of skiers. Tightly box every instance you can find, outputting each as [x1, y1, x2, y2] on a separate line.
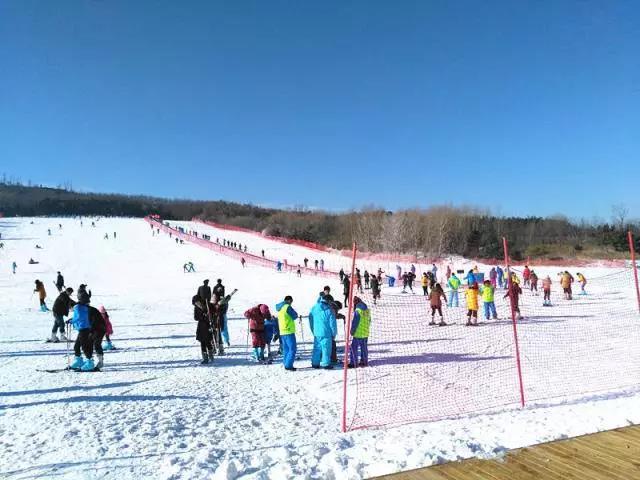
[193, 279, 233, 363]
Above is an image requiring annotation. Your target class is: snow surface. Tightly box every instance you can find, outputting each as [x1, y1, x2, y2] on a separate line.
[1, 217, 639, 479]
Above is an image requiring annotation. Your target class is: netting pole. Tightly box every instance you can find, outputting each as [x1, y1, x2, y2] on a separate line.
[503, 237, 526, 408]
[629, 231, 640, 314]
[342, 242, 358, 433]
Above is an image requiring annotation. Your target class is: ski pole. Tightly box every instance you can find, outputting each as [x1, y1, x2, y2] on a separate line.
[66, 322, 71, 368]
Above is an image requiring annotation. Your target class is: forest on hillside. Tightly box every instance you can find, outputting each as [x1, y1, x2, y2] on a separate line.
[1, 181, 637, 261]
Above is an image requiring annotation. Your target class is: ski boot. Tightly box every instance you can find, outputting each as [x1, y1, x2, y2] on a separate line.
[201, 351, 209, 364]
[217, 346, 224, 356]
[48, 334, 59, 343]
[59, 333, 68, 341]
[428, 320, 436, 326]
[40, 304, 47, 312]
[70, 356, 84, 369]
[96, 354, 104, 369]
[81, 357, 96, 371]
[438, 320, 447, 327]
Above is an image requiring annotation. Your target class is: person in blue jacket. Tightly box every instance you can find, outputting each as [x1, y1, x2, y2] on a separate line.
[464, 269, 476, 286]
[496, 265, 504, 288]
[276, 296, 299, 371]
[69, 287, 98, 371]
[309, 296, 337, 369]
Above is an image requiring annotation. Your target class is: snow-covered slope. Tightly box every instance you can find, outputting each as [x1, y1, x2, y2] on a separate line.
[1, 217, 639, 479]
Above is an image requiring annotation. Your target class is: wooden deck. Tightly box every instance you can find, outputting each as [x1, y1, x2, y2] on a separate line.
[375, 425, 640, 480]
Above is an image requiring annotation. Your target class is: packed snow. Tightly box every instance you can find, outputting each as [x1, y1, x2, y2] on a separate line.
[1, 217, 639, 479]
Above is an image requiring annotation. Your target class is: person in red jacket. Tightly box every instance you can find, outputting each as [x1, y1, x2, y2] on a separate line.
[244, 304, 272, 362]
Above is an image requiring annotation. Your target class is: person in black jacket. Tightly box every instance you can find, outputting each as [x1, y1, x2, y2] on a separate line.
[197, 280, 212, 305]
[78, 284, 92, 303]
[49, 288, 75, 342]
[55, 272, 64, 292]
[212, 279, 225, 302]
[343, 275, 351, 307]
[193, 294, 214, 364]
[89, 304, 106, 369]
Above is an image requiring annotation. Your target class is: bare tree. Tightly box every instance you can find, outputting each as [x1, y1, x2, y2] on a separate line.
[611, 203, 629, 230]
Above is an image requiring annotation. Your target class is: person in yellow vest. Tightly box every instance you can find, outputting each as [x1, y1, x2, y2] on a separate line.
[421, 273, 429, 296]
[276, 296, 299, 371]
[480, 280, 498, 320]
[576, 272, 587, 295]
[465, 282, 479, 326]
[348, 296, 371, 368]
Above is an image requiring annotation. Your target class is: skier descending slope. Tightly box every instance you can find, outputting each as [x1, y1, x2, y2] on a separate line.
[275, 296, 299, 371]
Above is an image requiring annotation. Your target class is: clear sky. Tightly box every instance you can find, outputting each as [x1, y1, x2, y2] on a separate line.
[1, 1, 638, 219]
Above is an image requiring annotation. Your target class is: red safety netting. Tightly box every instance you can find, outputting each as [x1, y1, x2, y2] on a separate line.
[145, 216, 339, 278]
[342, 238, 640, 431]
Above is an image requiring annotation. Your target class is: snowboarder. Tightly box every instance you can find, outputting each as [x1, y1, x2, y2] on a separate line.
[213, 279, 225, 302]
[542, 275, 552, 306]
[480, 280, 498, 320]
[50, 288, 75, 342]
[309, 295, 337, 369]
[55, 271, 64, 292]
[245, 304, 271, 362]
[421, 273, 429, 296]
[429, 284, 448, 326]
[99, 306, 115, 350]
[34, 280, 48, 312]
[466, 282, 480, 326]
[447, 273, 461, 307]
[348, 297, 371, 368]
[276, 296, 299, 371]
[193, 294, 214, 364]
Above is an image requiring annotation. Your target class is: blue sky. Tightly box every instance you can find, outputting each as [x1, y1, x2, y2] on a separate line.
[1, 1, 638, 219]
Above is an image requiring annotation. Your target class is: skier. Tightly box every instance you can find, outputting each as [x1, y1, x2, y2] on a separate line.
[447, 273, 461, 307]
[496, 265, 504, 288]
[212, 279, 225, 302]
[48, 228, 51, 236]
[407, 271, 415, 293]
[542, 275, 552, 306]
[465, 282, 480, 326]
[523, 265, 531, 288]
[329, 300, 345, 364]
[364, 270, 370, 289]
[69, 287, 100, 371]
[99, 306, 115, 350]
[309, 295, 337, 369]
[34, 280, 48, 312]
[561, 271, 574, 300]
[12, 261, 16, 274]
[113, 232, 116, 239]
[104, 233, 109, 240]
[262, 249, 265, 258]
[0, 242, 3, 249]
[402, 272, 409, 293]
[193, 294, 214, 364]
[348, 296, 371, 368]
[263, 314, 279, 360]
[530, 270, 539, 293]
[244, 304, 271, 363]
[276, 296, 299, 371]
[577, 272, 587, 294]
[429, 284, 448, 326]
[480, 280, 498, 320]
[241, 257, 246, 268]
[296, 266, 302, 277]
[421, 273, 429, 296]
[342, 275, 351, 307]
[370, 274, 381, 305]
[276, 260, 283, 272]
[91, 304, 107, 370]
[50, 287, 75, 342]
[55, 271, 64, 292]
[504, 279, 523, 319]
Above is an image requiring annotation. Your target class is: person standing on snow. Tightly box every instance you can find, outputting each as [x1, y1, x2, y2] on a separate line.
[489, 267, 497, 288]
[370, 274, 381, 304]
[34, 280, 48, 312]
[465, 282, 480, 326]
[447, 273, 461, 307]
[342, 275, 351, 307]
[504, 280, 523, 319]
[480, 280, 498, 320]
[355, 269, 363, 293]
[218, 294, 232, 347]
[69, 287, 100, 371]
[496, 265, 504, 288]
[197, 279, 212, 305]
[339, 268, 345, 283]
[421, 273, 429, 296]
[193, 294, 214, 364]
[245, 304, 271, 362]
[276, 296, 299, 371]
[364, 270, 370, 289]
[530, 270, 539, 293]
[446, 265, 452, 280]
[213, 279, 225, 302]
[99, 306, 116, 350]
[542, 275, 553, 306]
[431, 264, 438, 281]
[348, 296, 371, 368]
[50, 287, 75, 342]
[522, 265, 531, 287]
[576, 272, 587, 295]
[55, 272, 65, 292]
[309, 296, 337, 369]
[429, 284, 448, 326]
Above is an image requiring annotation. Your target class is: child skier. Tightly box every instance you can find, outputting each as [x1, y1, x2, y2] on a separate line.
[244, 304, 271, 363]
[530, 270, 539, 293]
[193, 294, 214, 364]
[577, 272, 587, 294]
[69, 288, 99, 371]
[480, 280, 498, 320]
[276, 296, 299, 371]
[465, 282, 479, 326]
[504, 279, 523, 319]
[542, 275, 552, 306]
[421, 273, 429, 296]
[99, 306, 115, 350]
[309, 295, 337, 369]
[348, 296, 371, 368]
[34, 280, 48, 312]
[429, 283, 448, 326]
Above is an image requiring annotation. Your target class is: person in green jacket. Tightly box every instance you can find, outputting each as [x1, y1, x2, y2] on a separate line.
[276, 296, 298, 371]
[348, 297, 371, 368]
[447, 274, 461, 307]
[480, 280, 498, 320]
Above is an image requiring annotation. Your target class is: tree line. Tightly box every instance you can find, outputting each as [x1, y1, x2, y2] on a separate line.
[1, 182, 637, 260]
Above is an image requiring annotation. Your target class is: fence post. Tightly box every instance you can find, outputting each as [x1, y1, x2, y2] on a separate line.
[342, 242, 358, 433]
[503, 237, 526, 408]
[629, 231, 640, 314]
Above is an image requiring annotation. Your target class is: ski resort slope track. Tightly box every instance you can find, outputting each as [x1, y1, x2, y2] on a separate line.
[0, 217, 639, 479]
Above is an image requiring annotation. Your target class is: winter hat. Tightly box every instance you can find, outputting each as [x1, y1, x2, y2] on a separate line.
[259, 304, 270, 316]
[203, 279, 209, 285]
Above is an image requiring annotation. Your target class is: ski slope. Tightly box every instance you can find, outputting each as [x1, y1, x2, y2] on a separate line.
[1, 217, 639, 479]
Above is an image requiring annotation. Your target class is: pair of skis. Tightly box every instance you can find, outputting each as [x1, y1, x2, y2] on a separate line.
[205, 288, 238, 355]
